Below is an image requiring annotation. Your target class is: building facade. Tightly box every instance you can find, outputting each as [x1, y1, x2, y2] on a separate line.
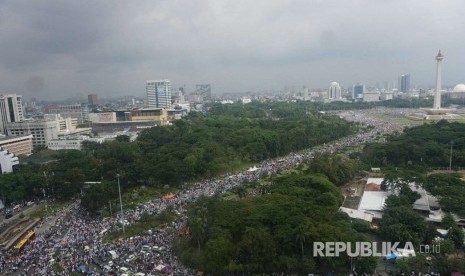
[146, 80, 172, 108]
[0, 150, 18, 174]
[88, 94, 98, 106]
[353, 84, 365, 99]
[45, 104, 87, 123]
[0, 94, 24, 135]
[363, 92, 380, 102]
[398, 74, 411, 92]
[0, 135, 33, 156]
[328, 82, 342, 100]
[48, 136, 104, 151]
[6, 121, 58, 148]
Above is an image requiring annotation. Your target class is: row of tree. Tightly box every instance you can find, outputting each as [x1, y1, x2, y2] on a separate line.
[0, 104, 356, 211]
[361, 120, 465, 168]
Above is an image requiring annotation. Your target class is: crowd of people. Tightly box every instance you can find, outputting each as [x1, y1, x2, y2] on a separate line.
[0, 109, 409, 276]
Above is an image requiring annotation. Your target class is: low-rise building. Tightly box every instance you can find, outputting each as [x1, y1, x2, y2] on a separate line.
[0, 149, 18, 173]
[6, 120, 58, 148]
[48, 136, 104, 151]
[0, 135, 33, 156]
[363, 92, 380, 102]
[45, 104, 88, 123]
[380, 92, 394, 101]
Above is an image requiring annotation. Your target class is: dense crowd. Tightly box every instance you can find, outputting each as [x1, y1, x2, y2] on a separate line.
[0, 109, 408, 276]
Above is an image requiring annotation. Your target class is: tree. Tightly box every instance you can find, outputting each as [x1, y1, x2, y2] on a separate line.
[294, 221, 310, 258]
[445, 226, 464, 250]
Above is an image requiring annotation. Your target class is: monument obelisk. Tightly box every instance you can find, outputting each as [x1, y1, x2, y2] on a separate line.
[433, 50, 444, 110]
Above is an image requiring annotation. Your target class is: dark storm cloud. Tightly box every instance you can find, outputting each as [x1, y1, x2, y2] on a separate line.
[0, 0, 464, 99]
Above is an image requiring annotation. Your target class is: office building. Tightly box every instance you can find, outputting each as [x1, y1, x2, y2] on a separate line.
[88, 94, 98, 106]
[6, 120, 58, 148]
[0, 94, 24, 135]
[146, 80, 172, 108]
[328, 82, 342, 100]
[45, 104, 87, 123]
[353, 84, 365, 99]
[363, 92, 380, 102]
[0, 135, 33, 156]
[380, 92, 394, 101]
[398, 74, 411, 92]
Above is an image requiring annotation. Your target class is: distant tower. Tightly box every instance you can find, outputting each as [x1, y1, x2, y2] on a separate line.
[0, 94, 24, 135]
[353, 84, 365, 99]
[88, 94, 98, 106]
[398, 74, 411, 92]
[433, 50, 444, 109]
[328, 82, 342, 99]
[146, 80, 172, 108]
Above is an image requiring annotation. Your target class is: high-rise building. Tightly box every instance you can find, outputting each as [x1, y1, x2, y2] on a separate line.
[196, 84, 212, 99]
[328, 82, 342, 100]
[398, 74, 411, 92]
[88, 94, 98, 106]
[353, 84, 365, 99]
[146, 80, 172, 108]
[0, 94, 24, 135]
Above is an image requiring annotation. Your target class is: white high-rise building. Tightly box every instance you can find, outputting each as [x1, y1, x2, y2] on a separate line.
[146, 80, 172, 108]
[328, 82, 342, 100]
[0, 94, 24, 135]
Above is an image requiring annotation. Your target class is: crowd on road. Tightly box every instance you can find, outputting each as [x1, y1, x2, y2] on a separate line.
[0, 109, 409, 276]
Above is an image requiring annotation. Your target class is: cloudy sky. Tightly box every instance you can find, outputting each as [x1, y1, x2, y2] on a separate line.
[0, 0, 464, 100]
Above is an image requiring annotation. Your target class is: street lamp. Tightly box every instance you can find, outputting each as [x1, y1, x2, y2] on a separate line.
[117, 174, 125, 233]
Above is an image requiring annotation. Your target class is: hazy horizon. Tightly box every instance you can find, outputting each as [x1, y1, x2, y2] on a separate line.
[1, 0, 464, 100]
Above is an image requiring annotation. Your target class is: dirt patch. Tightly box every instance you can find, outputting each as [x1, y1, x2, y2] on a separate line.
[341, 176, 367, 209]
[429, 169, 465, 178]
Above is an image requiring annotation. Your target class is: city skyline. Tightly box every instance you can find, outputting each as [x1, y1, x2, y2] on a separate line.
[0, 1, 464, 100]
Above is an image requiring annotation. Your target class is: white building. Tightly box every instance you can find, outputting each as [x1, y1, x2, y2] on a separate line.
[48, 136, 104, 151]
[6, 120, 58, 148]
[88, 112, 117, 123]
[363, 91, 380, 102]
[380, 92, 394, 101]
[0, 94, 24, 135]
[358, 178, 440, 219]
[45, 104, 87, 123]
[0, 149, 18, 173]
[146, 80, 171, 108]
[328, 82, 342, 100]
[241, 97, 252, 104]
[0, 134, 33, 156]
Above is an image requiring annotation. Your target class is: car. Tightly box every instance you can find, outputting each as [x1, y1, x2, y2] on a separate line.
[125, 254, 135, 262]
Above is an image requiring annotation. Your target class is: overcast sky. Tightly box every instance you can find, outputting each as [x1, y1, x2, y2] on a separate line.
[0, 0, 464, 100]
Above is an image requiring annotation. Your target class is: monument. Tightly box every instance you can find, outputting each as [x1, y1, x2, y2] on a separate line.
[407, 51, 463, 120]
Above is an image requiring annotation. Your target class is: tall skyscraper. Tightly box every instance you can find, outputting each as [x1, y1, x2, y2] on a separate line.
[0, 94, 24, 135]
[328, 82, 342, 100]
[146, 80, 172, 108]
[196, 84, 212, 99]
[398, 74, 411, 92]
[88, 94, 98, 106]
[352, 84, 365, 99]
